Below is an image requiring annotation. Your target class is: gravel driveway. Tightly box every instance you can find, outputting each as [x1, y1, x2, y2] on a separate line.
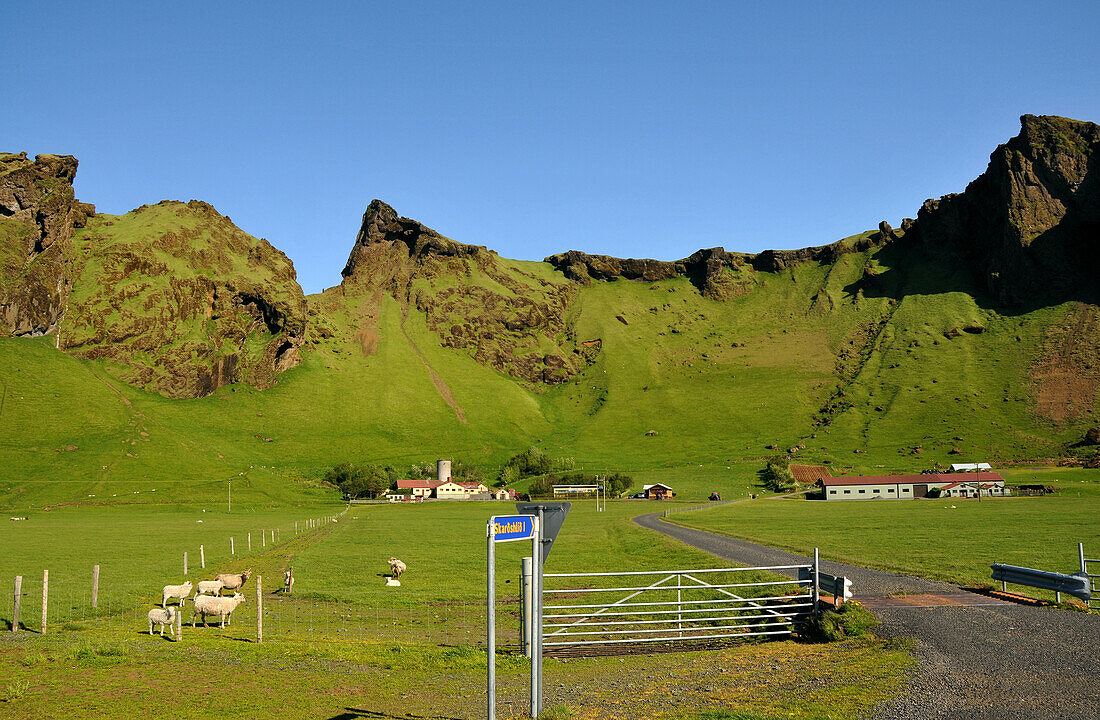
[634, 512, 1100, 720]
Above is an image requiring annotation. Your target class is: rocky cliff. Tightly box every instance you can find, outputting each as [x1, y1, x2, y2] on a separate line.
[908, 115, 1100, 305]
[545, 235, 883, 299]
[339, 200, 591, 385]
[61, 201, 306, 398]
[0, 153, 93, 336]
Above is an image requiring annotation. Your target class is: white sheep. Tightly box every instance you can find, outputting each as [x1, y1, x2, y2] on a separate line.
[193, 579, 224, 598]
[162, 581, 193, 608]
[215, 569, 251, 594]
[283, 568, 294, 594]
[389, 557, 406, 580]
[147, 606, 178, 636]
[192, 592, 246, 628]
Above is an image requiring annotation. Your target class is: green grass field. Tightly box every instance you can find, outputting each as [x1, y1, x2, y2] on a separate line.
[670, 467, 1100, 597]
[0, 500, 914, 720]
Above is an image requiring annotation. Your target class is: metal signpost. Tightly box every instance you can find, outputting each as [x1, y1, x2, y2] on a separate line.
[487, 514, 538, 720]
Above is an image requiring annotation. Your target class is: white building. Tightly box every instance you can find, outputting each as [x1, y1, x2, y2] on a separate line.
[820, 472, 1008, 500]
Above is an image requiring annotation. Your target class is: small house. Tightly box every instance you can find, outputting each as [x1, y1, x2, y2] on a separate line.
[642, 483, 675, 500]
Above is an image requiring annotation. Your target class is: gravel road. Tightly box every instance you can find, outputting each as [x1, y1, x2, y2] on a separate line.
[634, 512, 1100, 720]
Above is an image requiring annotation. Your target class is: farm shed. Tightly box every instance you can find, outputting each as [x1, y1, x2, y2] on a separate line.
[642, 483, 675, 500]
[819, 472, 1007, 500]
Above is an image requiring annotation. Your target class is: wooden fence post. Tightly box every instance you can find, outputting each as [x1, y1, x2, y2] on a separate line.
[262, 531, 265, 548]
[256, 575, 263, 644]
[92, 565, 100, 608]
[41, 570, 48, 634]
[175, 606, 182, 642]
[12, 576, 21, 632]
[200, 544, 205, 569]
[184, 551, 188, 576]
[248, 533, 251, 552]
[295, 521, 298, 535]
[230, 537, 235, 555]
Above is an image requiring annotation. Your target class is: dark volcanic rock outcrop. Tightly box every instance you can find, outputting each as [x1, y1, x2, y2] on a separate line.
[908, 115, 1100, 305]
[0, 152, 93, 336]
[546, 240, 879, 300]
[339, 200, 591, 386]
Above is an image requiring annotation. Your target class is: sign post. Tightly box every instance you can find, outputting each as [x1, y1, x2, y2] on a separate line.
[487, 515, 538, 720]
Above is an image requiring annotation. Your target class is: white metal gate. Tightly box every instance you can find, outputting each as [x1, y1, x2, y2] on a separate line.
[1081, 543, 1100, 610]
[541, 564, 815, 654]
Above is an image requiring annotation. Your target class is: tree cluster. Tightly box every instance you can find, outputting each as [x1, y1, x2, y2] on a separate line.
[323, 462, 397, 499]
[760, 456, 797, 493]
[527, 472, 634, 498]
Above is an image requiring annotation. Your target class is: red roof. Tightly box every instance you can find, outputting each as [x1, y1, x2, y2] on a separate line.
[821, 472, 1004, 487]
[397, 479, 444, 489]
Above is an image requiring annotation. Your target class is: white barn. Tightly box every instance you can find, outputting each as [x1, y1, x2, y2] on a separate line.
[819, 472, 1008, 500]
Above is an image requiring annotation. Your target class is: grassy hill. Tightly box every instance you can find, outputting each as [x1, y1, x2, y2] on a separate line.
[2, 116, 1099, 510]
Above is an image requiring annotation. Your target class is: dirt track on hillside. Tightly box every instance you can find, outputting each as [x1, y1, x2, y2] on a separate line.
[635, 512, 1100, 720]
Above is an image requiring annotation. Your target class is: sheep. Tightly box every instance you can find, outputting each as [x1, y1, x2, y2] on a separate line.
[192, 592, 245, 628]
[389, 557, 406, 580]
[193, 579, 224, 598]
[147, 606, 178, 636]
[162, 581, 193, 608]
[214, 569, 251, 595]
[283, 568, 294, 594]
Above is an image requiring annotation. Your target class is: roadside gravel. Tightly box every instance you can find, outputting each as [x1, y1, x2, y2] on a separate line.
[635, 512, 1100, 720]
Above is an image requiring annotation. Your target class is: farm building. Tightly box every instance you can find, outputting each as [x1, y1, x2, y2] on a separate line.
[396, 478, 491, 500]
[396, 478, 444, 498]
[818, 472, 1008, 500]
[642, 483, 676, 500]
[950, 462, 993, 472]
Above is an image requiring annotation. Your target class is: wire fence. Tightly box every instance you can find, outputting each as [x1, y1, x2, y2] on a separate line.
[2, 570, 521, 648]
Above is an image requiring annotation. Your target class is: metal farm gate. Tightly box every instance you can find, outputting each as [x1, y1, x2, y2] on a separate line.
[1081, 543, 1100, 610]
[540, 564, 815, 656]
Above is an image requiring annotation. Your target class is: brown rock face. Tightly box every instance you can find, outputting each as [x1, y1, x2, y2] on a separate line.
[340, 200, 592, 386]
[908, 115, 1100, 305]
[0, 152, 93, 336]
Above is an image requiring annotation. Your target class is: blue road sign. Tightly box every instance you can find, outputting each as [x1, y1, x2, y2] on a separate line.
[489, 515, 535, 542]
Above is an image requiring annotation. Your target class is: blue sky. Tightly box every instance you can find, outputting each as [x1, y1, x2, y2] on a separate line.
[6, 1, 1099, 294]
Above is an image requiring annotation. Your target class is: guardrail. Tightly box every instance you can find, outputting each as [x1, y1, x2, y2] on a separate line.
[991, 563, 1092, 603]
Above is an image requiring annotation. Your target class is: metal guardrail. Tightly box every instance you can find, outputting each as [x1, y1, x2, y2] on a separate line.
[991, 563, 1091, 603]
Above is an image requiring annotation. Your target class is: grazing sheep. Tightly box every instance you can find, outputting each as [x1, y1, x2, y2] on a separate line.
[214, 569, 251, 594]
[194, 579, 224, 598]
[147, 606, 178, 636]
[162, 581, 193, 608]
[192, 592, 245, 628]
[389, 557, 406, 580]
[283, 568, 294, 594]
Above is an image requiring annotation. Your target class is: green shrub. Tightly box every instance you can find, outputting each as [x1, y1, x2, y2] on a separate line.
[806, 601, 879, 642]
[760, 456, 796, 492]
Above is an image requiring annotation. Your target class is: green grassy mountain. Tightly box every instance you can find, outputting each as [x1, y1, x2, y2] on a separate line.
[1, 115, 1097, 509]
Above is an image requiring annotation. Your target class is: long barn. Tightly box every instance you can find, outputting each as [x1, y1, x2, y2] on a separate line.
[819, 472, 1008, 500]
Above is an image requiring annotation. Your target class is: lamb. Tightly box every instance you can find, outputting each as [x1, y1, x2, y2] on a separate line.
[283, 568, 294, 594]
[192, 592, 245, 628]
[214, 569, 251, 594]
[162, 581, 193, 608]
[147, 606, 178, 636]
[194, 579, 224, 598]
[389, 557, 406, 580]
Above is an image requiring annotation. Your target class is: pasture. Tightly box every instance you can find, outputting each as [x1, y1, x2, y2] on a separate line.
[0, 499, 913, 719]
[671, 467, 1100, 599]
